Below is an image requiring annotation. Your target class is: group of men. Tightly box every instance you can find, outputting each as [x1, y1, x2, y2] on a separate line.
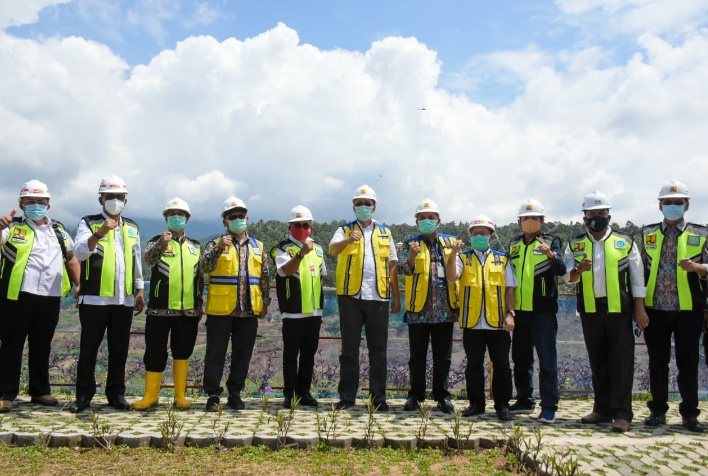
[0, 178, 706, 436]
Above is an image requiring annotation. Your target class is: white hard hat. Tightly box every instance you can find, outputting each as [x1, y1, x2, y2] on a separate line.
[517, 199, 545, 217]
[581, 191, 611, 211]
[352, 184, 377, 204]
[221, 196, 248, 216]
[414, 199, 440, 217]
[98, 175, 128, 195]
[163, 197, 191, 216]
[288, 205, 314, 223]
[658, 179, 690, 200]
[19, 180, 50, 200]
[469, 214, 495, 232]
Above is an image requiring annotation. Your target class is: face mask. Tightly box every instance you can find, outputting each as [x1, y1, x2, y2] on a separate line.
[228, 218, 247, 234]
[520, 220, 542, 234]
[471, 235, 490, 251]
[417, 219, 438, 235]
[24, 204, 48, 221]
[290, 225, 312, 242]
[354, 206, 373, 222]
[104, 198, 125, 215]
[662, 204, 685, 221]
[167, 215, 187, 232]
[586, 215, 609, 233]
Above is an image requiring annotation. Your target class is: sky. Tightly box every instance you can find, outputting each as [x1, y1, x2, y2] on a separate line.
[1, 0, 708, 231]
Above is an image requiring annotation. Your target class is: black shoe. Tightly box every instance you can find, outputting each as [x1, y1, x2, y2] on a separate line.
[403, 397, 419, 411]
[373, 400, 390, 412]
[297, 394, 319, 407]
[68, 397, 92, 413]
[437, 398, 454, 414]
[205, 396, 220, 412]
[461, 404, 484, 417]
[644, 412, 666, 427]
[227, 395, 245, 410]
[108, 395, 130, 410]
[509, 401, 535, 414]
[283, 397, 292, 409]
[682, 416, 705, 433]
[497, 407, 514, 421]
[335, 400, 355, 410]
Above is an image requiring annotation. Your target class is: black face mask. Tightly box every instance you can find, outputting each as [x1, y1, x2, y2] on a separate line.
[586, 216, 610, 233]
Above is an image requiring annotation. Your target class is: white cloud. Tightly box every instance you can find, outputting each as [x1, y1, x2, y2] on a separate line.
[183, 1, 219, 29]
[126, 0, 180, 42]
[0, 0, 69, 29]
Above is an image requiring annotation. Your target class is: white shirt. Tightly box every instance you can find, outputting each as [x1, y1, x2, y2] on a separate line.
[0, 217, 74, 297]
[330, 219, 398, 302]
[275, 235, 327, 318]
[74, 212, 144, 307]
[563, 227, 646, 298]
[455, 248, 517, 331]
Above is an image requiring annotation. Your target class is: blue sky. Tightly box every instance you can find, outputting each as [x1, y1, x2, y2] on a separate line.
[2, 0, 708, 228]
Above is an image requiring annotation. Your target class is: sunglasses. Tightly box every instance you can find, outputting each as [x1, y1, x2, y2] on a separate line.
[291, 223, 311, 229]
[663, 200, 686, 206]
[226, 213, 247, 220]
[104, 193, 126, 200]
[354, 201, 374, 207]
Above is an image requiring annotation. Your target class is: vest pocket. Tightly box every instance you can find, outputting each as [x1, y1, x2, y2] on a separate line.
[206, 287, 233, 314]
[487, 269, 505, 286]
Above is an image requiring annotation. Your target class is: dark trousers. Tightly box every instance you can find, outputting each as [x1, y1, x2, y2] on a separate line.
[463, 328, 512, 412]
[203, 315, 258, 397]
[407, 322, 453, 402]
[580, 306, 634, 421]
[282, 316, 322, 397]
[337, 296, 389, 402]
[511, 310, 559, 410]
[75, 304, 133, 400]
[143, 314, 200, 372]
[644, 309, 703, 418]
[0, 293, 60, 400]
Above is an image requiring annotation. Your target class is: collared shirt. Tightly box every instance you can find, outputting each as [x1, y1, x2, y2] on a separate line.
[74, 212, 144, 307]
[659, 220, 708, 275]
[274, 235, 327, 318]
[563, 227, 646, 298]
[0, 217, 74, 297]
[330, 219, 398, 302]
[455, 248, 517, 331]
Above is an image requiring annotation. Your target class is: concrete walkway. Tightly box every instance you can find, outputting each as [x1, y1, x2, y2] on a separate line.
[1, 396, 707, 475]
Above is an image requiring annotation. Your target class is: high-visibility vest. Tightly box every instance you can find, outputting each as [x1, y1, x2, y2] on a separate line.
[269, 239, 324, 314]
[334, 220, 392, 299]
[403, 234, 459, 313]
[147, 235, 201, 311]
[458, 249, 510, 329]
[509, 233, 563, 313]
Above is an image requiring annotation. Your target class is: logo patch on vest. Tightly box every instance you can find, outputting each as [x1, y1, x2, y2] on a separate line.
[59, 230, 66, 239]
[572, 242, 585, 252]
[163, 244, 175, 257]
[687, 236, 700, 246]
[645, 235, 657, 246]
[510, 245, 520, 256]
[10, 228, 27, 244]
[533, 246, 543, 255]
[288, 249, 297, 257]
[614, 240, 627, 250]
[252, 247, 261, 256]
[127, 228, 136, 238]
[316, 248, 323, 257]
[188, 246, 196, 255]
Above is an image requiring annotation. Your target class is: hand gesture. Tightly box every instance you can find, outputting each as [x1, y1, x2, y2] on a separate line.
[679, 258, 699, 273]
[409, 241, 421, 259]
[0, 209, 17, 231]
[576, 252, 592, 273]
[98, 219, 118, 236]
[451, 239, 465, 254]
[161, 231, 173, 244]
[349, 230, 363, 244]
[536, 238, 554, 258]
[300, 239, 314, 256]
[219, 234, 232, 250]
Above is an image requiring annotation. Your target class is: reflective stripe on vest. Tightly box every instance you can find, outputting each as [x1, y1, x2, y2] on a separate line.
[334, 221, 391, 299]
[152, 238, 201, 310]
[510, 236, 553, 311]
[206, 237, 264, 315]
[458, 250, 508, 329]
[404, 234, 459, 313]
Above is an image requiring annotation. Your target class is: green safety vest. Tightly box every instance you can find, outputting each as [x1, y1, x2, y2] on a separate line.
[509, 233, 563, 313]
[270, 239, 324, 314]
[147, 235, 201, 311]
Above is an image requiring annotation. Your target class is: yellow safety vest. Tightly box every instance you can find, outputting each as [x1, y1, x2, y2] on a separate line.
[206, 236, 264, 315]
[404, 234, 459, 313]
[458, 249, 509, 329]
[334, 221, 392, 299]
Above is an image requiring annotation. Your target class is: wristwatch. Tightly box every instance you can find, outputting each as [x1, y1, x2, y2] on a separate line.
[506, 310, 515, 317]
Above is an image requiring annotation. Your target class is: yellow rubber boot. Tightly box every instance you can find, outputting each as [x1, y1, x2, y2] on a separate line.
[173, 359, 191, 409]
[131, 371, 162, 410]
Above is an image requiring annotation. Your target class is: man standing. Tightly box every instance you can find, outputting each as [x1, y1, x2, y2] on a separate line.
[0, 180, 80, 412]
[564, 191, 647, 433]
[446, 214, 516, 421]
[69, 175, 145, 413]
[640, 180, 707, 433]
[270, 205, 325, 409]
[398, 199, 458, 413]
[330, 185, 401, 411]
[132, 198, 203, 411]
[509, 199, 566, 424]
[200, 197, 270, 412]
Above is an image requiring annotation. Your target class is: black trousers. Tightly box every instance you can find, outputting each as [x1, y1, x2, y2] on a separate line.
[0, 293, 60, 400]
[407, 322, 453, 402]
[143, 314, 200, 372]
[75, 304, 133, 400]
[644, 309, 703, 418]
[580, 306, 634, 421]
[203, 315, 258, 397]
[281, 316, 322, 397]
[462, 328, 512, 412]
[337, 296, 389, 402]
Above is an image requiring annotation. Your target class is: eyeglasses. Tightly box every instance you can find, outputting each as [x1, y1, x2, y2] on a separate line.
[353, 201, 374, 207]
[470, 231, 492, 237]
[22, 199, 49, 206]
[291, 222, 311, 229]
[103, 193, 126, 200]
[663, 200, 686, 206]
[226, 213, 247, 220]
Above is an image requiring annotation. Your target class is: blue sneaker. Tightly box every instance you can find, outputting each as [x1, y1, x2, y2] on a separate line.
[537, 409, 556, 424]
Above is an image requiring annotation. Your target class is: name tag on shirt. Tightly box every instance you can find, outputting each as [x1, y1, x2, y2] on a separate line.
[437, 263, 445, 278]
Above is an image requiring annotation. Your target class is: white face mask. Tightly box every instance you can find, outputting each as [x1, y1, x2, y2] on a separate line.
[104, 198, 125, 215]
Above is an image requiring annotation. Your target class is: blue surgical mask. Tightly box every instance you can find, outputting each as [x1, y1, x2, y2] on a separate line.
[228, 218, 247, 234]
[471, 235, 490, 251]
[24, 204, 48, 221]
[662, 204, 685, 221]
[167, 215, 187, 232]
[355, 206, 373, 222]
[417, 219, 437, 235]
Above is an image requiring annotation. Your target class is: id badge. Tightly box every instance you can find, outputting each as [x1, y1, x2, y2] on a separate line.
[437, 264, 445, 278]
[310, 264, 317, 276]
